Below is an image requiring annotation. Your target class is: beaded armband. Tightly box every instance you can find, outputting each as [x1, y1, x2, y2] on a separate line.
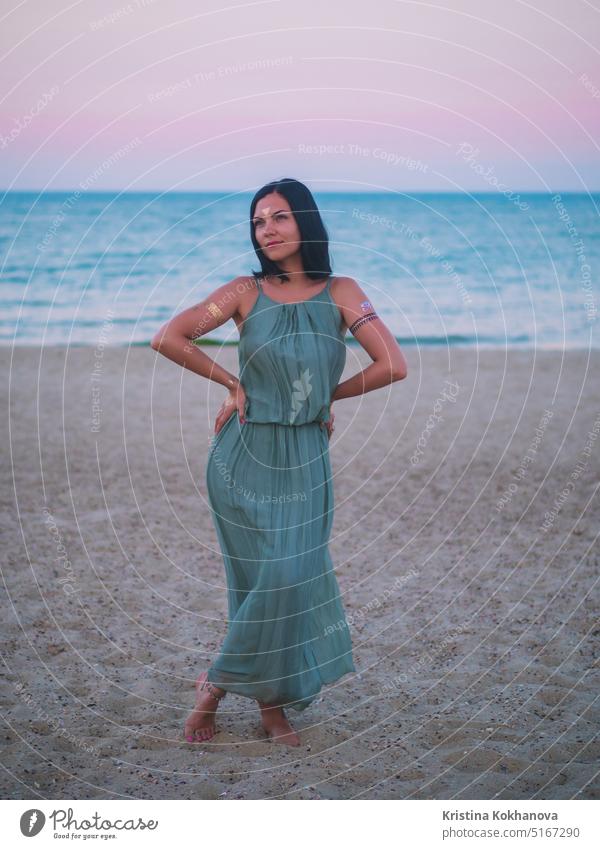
[349, 311, 378, 335]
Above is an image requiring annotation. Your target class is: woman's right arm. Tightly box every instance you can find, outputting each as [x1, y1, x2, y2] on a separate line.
[150, 276, 250, 392]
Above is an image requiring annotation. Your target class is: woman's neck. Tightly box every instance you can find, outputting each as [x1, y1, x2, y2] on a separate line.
[267, 272, 328, 290]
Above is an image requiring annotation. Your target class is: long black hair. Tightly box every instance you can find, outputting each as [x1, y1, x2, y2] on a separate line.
[249, 177, 332, 283]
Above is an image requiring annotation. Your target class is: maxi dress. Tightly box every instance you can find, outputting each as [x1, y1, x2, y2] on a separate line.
[205, 275, 356, 711]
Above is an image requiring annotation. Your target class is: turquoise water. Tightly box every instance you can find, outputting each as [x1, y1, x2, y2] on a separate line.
[1, 191, 598, 347]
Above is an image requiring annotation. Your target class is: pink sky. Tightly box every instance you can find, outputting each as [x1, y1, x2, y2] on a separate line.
[1, 0, 599, 191]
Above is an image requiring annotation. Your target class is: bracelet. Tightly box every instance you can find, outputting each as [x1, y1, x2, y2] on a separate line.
[349, 311, 378, 335]
[225, 376, 239, 390]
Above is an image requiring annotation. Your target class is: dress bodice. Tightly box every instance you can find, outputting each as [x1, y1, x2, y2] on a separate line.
[238, 275, 346, 425]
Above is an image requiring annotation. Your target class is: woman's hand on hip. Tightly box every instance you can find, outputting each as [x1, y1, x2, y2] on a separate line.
[214, 381, 247, 433]
[320, 402, 335, 439]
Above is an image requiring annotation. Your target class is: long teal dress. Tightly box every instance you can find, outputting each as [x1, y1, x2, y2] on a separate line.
[205, 275, 356, 711]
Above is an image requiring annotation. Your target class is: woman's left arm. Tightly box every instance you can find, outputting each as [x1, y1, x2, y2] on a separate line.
[331, 276, 407, 402]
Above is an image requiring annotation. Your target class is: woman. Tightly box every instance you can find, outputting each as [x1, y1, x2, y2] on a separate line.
[151, 177, 407, 746]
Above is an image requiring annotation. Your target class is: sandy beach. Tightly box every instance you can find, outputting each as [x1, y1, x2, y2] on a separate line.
[1, 344, 598, 800]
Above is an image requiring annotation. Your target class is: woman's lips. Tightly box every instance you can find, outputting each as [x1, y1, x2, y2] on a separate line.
[266, 241, 283, 247]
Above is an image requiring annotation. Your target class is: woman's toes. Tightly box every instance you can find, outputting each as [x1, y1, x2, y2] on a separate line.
[194, 726, 214, 742]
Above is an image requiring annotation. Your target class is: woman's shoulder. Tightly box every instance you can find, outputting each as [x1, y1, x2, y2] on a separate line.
[329, 277, 359, 335]
[330, 274, 358, 287]
[330, 275, 360, 299]
[229, 275, 260, 295]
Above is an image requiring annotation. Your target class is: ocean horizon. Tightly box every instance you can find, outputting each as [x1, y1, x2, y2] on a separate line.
[1, 190, 597, 348]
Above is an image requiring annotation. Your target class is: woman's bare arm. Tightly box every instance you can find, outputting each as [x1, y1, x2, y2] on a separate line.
[150, 276, 251, 391]
[331, 276, 407, 402]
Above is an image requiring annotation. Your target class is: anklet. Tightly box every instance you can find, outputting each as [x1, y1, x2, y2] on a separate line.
[200, 677, 227, 701]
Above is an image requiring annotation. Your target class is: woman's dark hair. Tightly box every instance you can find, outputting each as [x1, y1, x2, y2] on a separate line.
[249, 177, 332, 283]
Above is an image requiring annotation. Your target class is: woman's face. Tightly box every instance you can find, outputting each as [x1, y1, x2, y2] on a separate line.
[251, 192, 301, 263]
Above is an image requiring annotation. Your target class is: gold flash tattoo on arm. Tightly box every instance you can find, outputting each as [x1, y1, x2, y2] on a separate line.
[207, 302, 224, 320]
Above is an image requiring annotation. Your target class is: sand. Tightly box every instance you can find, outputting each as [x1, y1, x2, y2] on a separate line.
[1, 344, 598, 800]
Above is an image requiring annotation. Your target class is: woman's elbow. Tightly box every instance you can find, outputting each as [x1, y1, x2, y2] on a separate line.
[390, 355, 408, 381]
[150, 333, 164, 351]
[150, 324, 172, 351]
[380, 361, 407, 382]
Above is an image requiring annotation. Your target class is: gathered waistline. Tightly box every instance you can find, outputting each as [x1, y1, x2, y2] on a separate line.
[241, 418, 327, 427]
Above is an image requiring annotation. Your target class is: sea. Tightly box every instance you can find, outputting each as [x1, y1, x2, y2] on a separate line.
[1, 191, 598, 348]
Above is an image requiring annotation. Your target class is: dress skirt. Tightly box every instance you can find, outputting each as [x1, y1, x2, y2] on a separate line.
[205, 412, 356, 712]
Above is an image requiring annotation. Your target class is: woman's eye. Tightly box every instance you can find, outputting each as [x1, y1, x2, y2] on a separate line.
[252, 214, 287, 226]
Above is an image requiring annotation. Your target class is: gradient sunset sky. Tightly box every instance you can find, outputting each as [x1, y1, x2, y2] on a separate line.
[1, 0, 599, 192]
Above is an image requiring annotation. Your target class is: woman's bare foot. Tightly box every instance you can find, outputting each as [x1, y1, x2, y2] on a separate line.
[183, 671, 226, 743]
[258, 701, 301, 746]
